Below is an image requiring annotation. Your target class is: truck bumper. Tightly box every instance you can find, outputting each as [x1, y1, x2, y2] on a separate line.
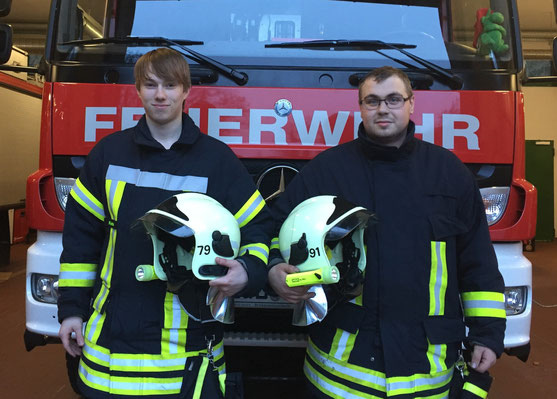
[25, 231, 63, 347]
[493, 241, 532, 361]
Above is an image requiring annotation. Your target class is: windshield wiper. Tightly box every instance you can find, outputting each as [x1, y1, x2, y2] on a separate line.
[61, 36, 248, 86]
[266, 39, 462, 90]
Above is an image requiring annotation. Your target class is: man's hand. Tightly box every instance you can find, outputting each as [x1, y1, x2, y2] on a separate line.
[268, 263, 316, 303]
[59, 316, 84, 357]
[208, 257, 248, 297]
[469, 344, 497, 373]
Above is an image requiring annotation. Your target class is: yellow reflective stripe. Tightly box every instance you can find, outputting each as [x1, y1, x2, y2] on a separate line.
[212, 340, 225, 364]
[234, 190, 265, 228]
[461, 291, 506, 319]
[92, 180, 126, 314]
[93, 227, 116, 312]
[84, 309, 106, 345]
[386, 367, 453, 396]
[70, 178, 105, 221]
[82, 338, 204, 372]
[307, 339, 386, 391]
[463, 382, 488, 398]
[112, 181, 126, 215]
[308, 339, 453, 396]
[219, 373, 227, 395]
[330, 329, 357, 362]
[59, 263, 97, 287]
[429, 241, 448, 316]
[239, 242, 269, 263]
[304, 360, 382, 399]
[162, 292, 188, 354]
[426, 339, 448, 374]
[349, 292, 363, 306]
[193, 357, 210, 399]
[270, 237, 279, 251]
[79, 359, 182, 395]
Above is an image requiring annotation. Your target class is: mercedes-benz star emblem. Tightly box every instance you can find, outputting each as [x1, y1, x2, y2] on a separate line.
[256, 165, 300, 203]
[274, 99, 293, 117]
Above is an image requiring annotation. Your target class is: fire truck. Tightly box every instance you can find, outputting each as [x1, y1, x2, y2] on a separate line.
[0, 0, 537, 394]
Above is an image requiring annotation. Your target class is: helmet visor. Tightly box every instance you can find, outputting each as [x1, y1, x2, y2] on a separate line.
[325, 210, 371, 241]
[140, 213, 194, 238]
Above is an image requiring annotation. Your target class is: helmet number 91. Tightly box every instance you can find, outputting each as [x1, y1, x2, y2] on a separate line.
[309, 247, 321, 258]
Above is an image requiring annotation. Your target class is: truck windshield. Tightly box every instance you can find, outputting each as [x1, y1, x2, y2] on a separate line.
[54, 0, 517, 72]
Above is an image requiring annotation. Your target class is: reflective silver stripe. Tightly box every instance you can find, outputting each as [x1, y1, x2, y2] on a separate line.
[431, 344, 443, 373]
[239, 244, 268, 259]
[168, 295, 183, 354]
[72, 181, 105, 219]
[83, 342, 110, 365]
[332, 330, 351, 360]
[106, 165, 208, 192]
[93, 227, 116, 311]
[111, 355, 186, 369]
[304, 361, 378, 399]
[387, 370, 453, 394]
[86, 312, 103, 342]
[235, 194, 264, 226]
[433, 242, 442, 315]
[78, 362, 182, 392]
[58, 271, 96, 281]
[213, 343, 224, 361]
[83, 340, 200, 370]
[308, 340, 386, 388]
[309, 339, 452, 395]
[463, 300, 505, 310]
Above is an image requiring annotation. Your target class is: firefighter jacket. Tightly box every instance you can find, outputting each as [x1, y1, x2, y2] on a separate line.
[57, 114, 273, 398]
[271, 121, 506, 399]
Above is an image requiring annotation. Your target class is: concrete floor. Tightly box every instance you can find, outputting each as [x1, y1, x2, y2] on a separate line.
[0, 240, 556, 398]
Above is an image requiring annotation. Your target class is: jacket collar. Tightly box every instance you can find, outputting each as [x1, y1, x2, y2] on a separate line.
[132, 113, 201, 149]
[357, 120, 417, 161]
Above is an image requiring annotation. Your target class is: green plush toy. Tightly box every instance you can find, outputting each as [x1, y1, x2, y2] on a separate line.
[477, 10, 509, 56]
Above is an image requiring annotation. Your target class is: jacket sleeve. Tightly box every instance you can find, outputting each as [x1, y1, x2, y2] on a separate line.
[216, 150, 274, 297]
[456, 169, 506, 357]
[57, 144, 106, 323]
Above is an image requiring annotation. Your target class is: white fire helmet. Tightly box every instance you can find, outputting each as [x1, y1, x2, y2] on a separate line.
[279, 195, 374, 325]
[137, 192, 241, 283]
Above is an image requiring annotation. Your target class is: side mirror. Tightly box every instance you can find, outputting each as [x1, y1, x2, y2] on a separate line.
[0, 24, 13, 65]
[0, 0, 11, 17]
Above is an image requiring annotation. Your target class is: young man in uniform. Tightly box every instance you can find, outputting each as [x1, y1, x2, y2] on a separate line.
[268, 66, 506, 398]
[58, 48, 272, 398]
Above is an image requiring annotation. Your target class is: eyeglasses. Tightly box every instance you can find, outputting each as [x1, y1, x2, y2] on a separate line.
[359, 95, 412, 110]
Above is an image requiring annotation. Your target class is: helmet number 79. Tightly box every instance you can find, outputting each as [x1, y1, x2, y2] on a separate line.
[197, 245, 211, 255]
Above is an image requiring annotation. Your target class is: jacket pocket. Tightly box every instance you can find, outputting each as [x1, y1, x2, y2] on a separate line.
[423, 316, 465, 345]
[323, 302, 365, 334]
[429, 213, 468, 241]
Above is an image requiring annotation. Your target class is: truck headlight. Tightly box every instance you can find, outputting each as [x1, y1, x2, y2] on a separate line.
[31, 274, 59, 304]
[54, 177, 76, 211]
[480, 187, 510, 226]
[505, 286, 527, 315]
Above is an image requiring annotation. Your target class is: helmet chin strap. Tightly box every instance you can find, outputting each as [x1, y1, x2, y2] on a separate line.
[158, 231, 195, 292]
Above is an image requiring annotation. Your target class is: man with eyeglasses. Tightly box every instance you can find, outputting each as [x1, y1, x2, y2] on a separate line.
[268, 66, 505, 398]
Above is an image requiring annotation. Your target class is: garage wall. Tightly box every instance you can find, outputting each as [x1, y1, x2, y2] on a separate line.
[0, 78, 41, 205]
[523, 86, 557, 236]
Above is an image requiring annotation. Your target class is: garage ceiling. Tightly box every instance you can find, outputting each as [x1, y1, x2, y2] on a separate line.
[1, 0, 556, 63]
